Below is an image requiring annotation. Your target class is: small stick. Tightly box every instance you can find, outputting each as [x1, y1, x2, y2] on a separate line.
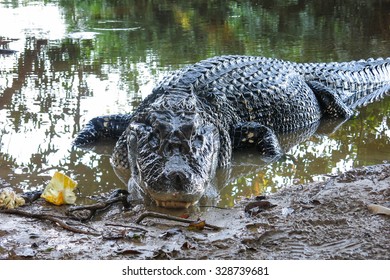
[104, 222, 148, 232]
[1, 208, 100, 236]
[136, 211, 222, 230]
[199, 205, 231, 210]
[66, 195, 131, 221]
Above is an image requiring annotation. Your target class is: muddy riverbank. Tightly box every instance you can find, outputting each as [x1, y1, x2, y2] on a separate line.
[1, 164, 389, 260]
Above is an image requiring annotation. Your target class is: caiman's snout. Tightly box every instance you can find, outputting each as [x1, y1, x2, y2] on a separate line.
[146, 169, 205, 209]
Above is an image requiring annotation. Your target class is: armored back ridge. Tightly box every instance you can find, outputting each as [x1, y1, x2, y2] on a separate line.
[74, 55, 390, 208]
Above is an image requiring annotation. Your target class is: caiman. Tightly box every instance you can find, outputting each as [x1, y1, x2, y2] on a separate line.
[73, 55, 390, 208]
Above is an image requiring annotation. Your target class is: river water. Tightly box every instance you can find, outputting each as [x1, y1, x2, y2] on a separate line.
[0, 0, 389, 207]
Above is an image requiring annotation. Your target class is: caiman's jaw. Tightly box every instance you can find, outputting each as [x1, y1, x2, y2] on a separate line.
[144, 177, 206, 208]
[155, 201, 193, 209]
[148, 192, 200, 209]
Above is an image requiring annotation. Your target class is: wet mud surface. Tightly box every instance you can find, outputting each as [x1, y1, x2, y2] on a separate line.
[1, 164, 389, 260]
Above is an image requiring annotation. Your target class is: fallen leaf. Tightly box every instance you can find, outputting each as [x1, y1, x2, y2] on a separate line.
[180, 213, 190, 219]
[310, 199, 321, 205]
[114, 248, 142, 255]
[181, 241, 195, 250]
[367, 204, 390, 216]
[188, 219, 206, 230]
[159, 228, 182, 239]
[244, 201, 276, 216]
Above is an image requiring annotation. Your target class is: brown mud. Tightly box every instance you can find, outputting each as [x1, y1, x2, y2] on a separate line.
[1, 164, 389, 260]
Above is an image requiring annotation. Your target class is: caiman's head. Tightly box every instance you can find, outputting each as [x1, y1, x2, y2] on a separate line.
[126, 96, 220, 208]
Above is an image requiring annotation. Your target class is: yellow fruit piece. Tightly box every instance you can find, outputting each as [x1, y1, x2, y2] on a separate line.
[41, 171, 77, 205]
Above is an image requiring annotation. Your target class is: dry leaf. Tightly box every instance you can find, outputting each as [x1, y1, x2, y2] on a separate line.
[180, 213, 190, 219]
[188, 219, 206, 230]
[367, 204, 390, 216]
[181, 241, 195, 250]
[245, 200, 276, 216]
[114, 248, 142, 255]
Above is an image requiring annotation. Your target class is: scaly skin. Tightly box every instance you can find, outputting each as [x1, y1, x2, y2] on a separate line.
[74, 55, 390, 208]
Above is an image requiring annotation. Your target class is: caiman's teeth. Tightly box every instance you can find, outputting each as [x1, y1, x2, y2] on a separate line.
[155, 200, 192, 208]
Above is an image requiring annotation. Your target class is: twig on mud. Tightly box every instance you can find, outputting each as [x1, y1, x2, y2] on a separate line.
[199, 205, 231, 210]
[136, 211, 223, 231]
[104, 222, 148, 232]
[1, 208, 100, 236]
[66, 190, 132, 221]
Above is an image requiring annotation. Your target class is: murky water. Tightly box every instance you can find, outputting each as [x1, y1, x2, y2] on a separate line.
[0, 0, 389, 207]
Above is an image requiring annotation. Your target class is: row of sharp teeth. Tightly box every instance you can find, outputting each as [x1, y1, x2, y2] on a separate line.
[155, 200, 192, 208]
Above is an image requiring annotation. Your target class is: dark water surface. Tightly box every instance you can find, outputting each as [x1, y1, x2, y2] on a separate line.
[0, 0, 389, 207]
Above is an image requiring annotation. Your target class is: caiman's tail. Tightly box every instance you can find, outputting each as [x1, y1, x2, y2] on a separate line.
[73, 114, 132, 146]
[347, 58, 390, 109]
[298, 57, 390, 110]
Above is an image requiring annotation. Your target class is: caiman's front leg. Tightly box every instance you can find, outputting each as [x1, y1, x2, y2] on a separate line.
[231, 122, 283, 158]
[73, 114, 132, 146]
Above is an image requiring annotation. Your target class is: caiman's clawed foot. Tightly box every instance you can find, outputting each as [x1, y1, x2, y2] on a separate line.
[232, 122, 283, 158]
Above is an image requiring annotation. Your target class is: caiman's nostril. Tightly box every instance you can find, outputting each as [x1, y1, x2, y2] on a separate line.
[167, 171, 188, 189]
[173, 174, 182, 186]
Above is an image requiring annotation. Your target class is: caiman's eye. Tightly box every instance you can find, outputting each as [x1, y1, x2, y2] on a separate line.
[181, 123, 194, 139]
[155, 121, 170, 138]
